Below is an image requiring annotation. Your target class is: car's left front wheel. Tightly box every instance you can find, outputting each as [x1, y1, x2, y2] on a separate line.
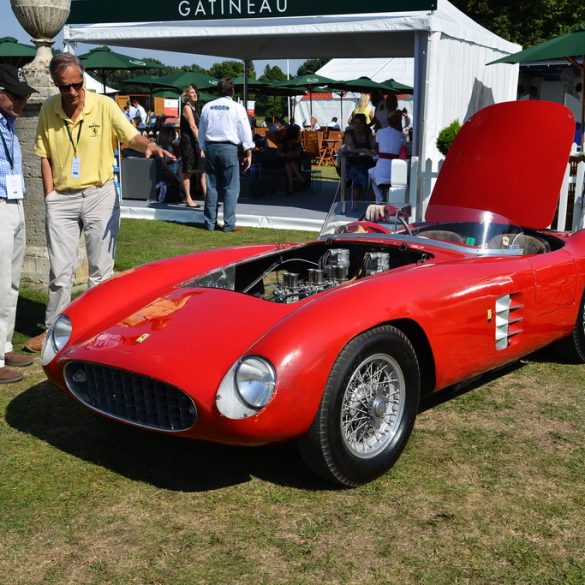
[298, 325, 420, 487]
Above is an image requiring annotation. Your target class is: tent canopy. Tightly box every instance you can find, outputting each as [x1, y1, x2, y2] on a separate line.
[65, 0, 521, 217]
[65, 2, 517, 59]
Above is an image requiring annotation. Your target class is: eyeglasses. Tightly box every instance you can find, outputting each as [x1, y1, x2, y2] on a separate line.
[56, 82, 84, 92]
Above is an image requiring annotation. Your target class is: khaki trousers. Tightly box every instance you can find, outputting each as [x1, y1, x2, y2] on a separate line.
[45, 180, 120, 328]
[0, 199, 25, 367]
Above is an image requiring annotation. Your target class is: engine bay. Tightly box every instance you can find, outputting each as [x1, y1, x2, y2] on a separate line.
[188, 241, 428, 303]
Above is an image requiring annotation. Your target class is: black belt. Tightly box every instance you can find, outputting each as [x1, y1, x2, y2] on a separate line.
[0, 198, 21, 203]
[206, 140, 236, 145]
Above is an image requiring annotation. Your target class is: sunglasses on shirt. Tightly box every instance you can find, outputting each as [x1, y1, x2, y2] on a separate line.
[56, 81, 84, 92]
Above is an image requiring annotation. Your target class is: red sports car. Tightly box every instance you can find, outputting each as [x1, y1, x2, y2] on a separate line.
[42, 101, 584, 487]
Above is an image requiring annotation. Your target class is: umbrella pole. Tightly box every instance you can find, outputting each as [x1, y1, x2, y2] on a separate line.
[581, 62, 584, 151]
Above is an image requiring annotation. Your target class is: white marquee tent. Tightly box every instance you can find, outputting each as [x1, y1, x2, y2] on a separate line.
[64, 0, 521, 214]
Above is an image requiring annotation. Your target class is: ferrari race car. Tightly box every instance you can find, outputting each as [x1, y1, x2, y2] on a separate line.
[42, 100, 585, 487]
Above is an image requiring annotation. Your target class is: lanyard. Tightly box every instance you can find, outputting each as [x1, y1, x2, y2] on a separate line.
[0, 123, 14, 170]
[65, 120, 83, 156]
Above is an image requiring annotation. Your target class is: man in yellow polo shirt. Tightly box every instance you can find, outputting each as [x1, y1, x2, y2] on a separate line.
[26, 53, 173, 352]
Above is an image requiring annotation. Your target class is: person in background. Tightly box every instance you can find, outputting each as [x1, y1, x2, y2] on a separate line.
[401, 107, 412, 134]
[180, 84, 206, 208]
[348, 93, 374, 125]
[308, 115, 321, 131]
[25, 53, 174, 352]
[343, 112, 376, 204]
[373, 93, 398, 130]
[368, 110, 406, 202]
[328, 116, 340, 130]
[277, 125, 306, 193]
[155, 126, 182, 202]
[128, 100, 138, 121]
[131, 98, 147, 128]
[123, 103, 132, 121]
[0, 65, 36, 382]
[198, 77, 254, 232]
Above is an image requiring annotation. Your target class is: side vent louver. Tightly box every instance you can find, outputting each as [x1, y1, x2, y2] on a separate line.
[495, 293, 524, 350]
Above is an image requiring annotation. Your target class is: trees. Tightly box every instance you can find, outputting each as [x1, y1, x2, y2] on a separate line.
[451, 0, 585, 47]
[208, 60, 257, 79]
[257, 64, 288, 118]
[296, 58, 329, 76]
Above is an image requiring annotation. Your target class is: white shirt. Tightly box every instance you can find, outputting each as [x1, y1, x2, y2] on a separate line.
[135, 104, 147, 125]
[370, 127, 406, 185]
[199, 96, 254, 151]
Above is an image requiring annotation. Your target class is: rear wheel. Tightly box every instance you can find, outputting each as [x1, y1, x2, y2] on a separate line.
[557, 291, 585, 363]
[298, 325, 420, 487]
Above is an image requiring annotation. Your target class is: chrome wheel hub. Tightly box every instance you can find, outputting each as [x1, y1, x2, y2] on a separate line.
[340, 353, 406, 458]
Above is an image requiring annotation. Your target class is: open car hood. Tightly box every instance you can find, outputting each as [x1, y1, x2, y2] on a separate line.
[428, 101, 575, 229]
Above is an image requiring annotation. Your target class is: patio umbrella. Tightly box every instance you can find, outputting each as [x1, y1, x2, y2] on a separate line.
[327, 77, 414, 123]
[381, 78, 414, 94]
[489, 24, 585, 148]
[0, 36, 36, 67]
[150, 71, 219, 92]
[274, 73, 339, 118]
[231, 75, 270, 92]
[78, 46, 163, 93]
[122, 74, 178, 110]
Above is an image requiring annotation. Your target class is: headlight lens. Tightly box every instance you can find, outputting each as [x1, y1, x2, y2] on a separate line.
[41, 315, 72, 366]
[51, 316, 72, 352]
[235, 357, 276, 409]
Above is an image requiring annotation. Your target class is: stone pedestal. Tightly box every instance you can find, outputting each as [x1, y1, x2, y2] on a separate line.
[11, 0, 88, 287]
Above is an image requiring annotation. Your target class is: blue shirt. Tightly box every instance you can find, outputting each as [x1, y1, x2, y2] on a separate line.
[0, 113, 24, 199]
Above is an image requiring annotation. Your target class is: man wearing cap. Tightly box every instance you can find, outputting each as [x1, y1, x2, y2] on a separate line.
[198, 77, 254, 232]
[0, 65, 36, 383]
[25, 53, 174, 352]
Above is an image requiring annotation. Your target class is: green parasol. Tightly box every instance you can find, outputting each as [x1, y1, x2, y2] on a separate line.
[78, 46, 163, 93]
[489, 24, 585, 148]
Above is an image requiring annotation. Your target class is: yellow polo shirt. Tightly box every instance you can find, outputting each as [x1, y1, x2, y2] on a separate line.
[34, 90, 138, 191]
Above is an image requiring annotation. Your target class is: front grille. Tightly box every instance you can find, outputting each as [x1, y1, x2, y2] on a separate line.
[64, 361, 196, 432]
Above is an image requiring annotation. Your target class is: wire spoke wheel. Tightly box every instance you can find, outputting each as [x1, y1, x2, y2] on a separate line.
[298, 325, 420, 487]
[341, 353, 405, 458]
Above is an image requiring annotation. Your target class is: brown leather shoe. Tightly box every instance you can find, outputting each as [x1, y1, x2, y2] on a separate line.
[0, 366, 24, 384]
[24, 332, 46, 353]
[5, 352, 34, 367]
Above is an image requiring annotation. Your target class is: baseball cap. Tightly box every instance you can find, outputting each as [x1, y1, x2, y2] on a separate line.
[0, 64, 37, 97]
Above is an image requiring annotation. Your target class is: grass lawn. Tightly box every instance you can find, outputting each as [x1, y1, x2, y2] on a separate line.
[2, 219, 584, 584]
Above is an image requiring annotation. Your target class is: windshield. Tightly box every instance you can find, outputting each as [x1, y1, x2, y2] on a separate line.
[320, 200, 536, 255]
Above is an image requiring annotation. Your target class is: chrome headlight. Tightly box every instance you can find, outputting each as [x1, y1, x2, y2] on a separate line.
[235, 357, 276, 409]
[41, 315, 72, 366]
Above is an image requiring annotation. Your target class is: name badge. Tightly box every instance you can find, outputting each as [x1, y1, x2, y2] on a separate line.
[6, 174, 24, 199]
[71, 156, 81, 178]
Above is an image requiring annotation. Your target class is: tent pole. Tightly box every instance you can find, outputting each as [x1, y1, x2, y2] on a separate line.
[243, 60, 248, 118]
[564, 56, 584, 150]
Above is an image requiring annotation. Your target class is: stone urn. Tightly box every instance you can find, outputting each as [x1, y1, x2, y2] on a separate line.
[11, 0, 71, 66]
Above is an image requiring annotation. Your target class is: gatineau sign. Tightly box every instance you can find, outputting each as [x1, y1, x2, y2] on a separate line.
[68, 0, 437, 24]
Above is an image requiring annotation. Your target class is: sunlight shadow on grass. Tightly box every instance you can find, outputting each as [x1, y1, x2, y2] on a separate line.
[5, 381, 328, 492]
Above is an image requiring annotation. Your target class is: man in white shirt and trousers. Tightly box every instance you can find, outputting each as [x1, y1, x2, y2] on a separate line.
[0, 65, 36, 383]
[198, 77, 254, 232]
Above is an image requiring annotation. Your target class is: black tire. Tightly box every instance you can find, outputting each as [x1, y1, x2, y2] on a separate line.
[298, 325, 420, 487]
[557, 290, 585, 363]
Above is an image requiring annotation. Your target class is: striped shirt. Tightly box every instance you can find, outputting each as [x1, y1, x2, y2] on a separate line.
[0, 113, 24, 199]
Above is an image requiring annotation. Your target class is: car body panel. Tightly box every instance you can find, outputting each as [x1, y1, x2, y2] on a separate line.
[429, 100, 575, 229]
